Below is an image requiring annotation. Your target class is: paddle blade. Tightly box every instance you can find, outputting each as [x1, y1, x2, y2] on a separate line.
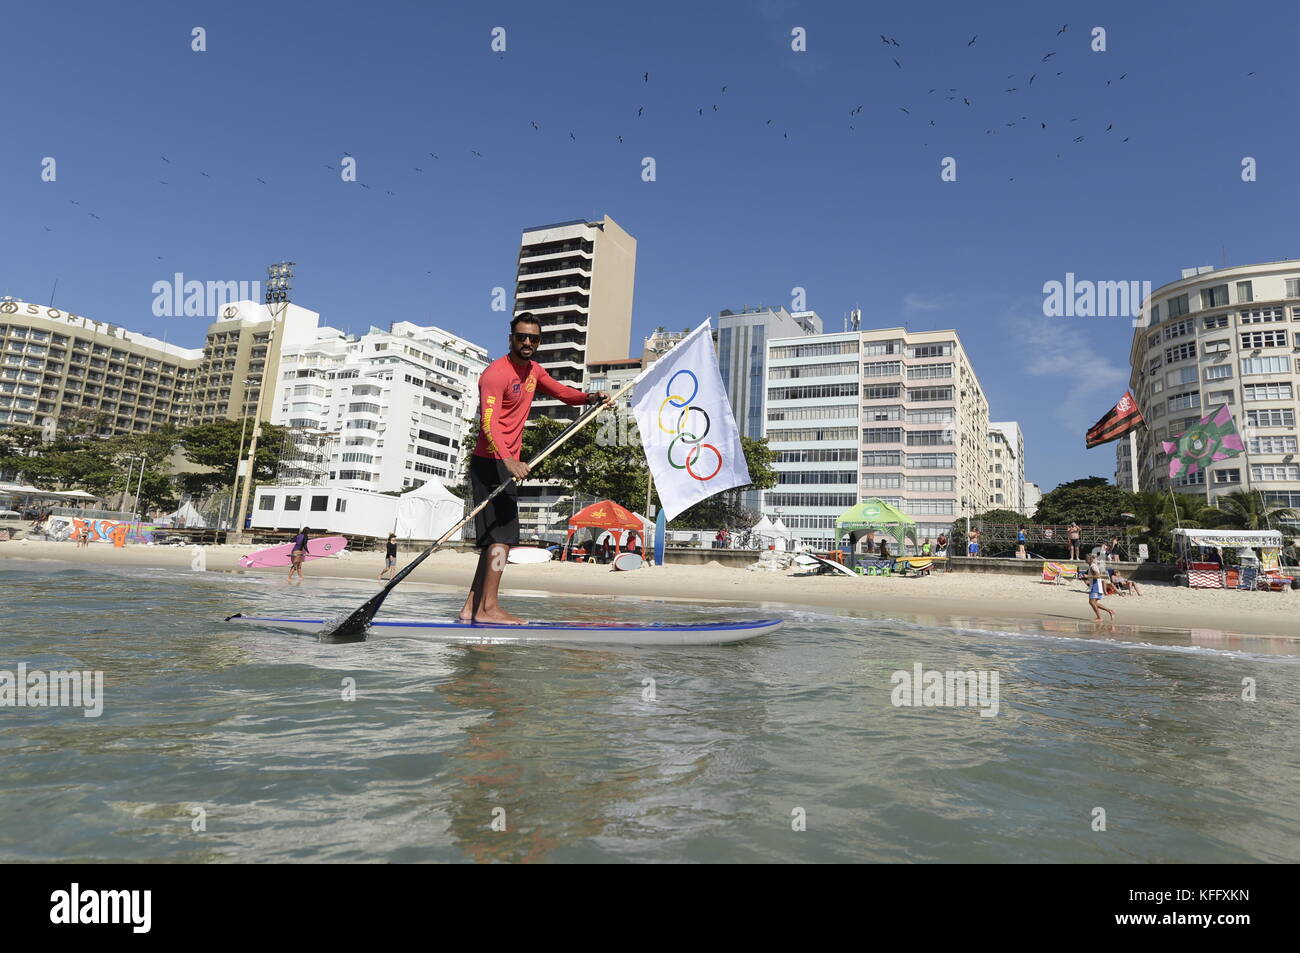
[319, 593, 384, 643]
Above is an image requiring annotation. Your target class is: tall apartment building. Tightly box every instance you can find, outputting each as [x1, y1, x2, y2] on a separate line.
[192, 301, 322, 425]
[988, 421, 1026, 514]
[272, 320, 487, 493]
[717, 306, 823, 439]
[514, 215, 636, 422]
[763, 326, 990, 550]
[1023, 481, 1043, 517]
[0, 298, 201, 434]
[1124, 260, 1300, 531]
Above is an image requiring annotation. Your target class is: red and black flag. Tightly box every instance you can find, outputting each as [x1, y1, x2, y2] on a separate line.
[1085, 391, 1143, 448]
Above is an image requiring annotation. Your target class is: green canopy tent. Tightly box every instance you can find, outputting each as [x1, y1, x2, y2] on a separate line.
[834, 499, 919, 553]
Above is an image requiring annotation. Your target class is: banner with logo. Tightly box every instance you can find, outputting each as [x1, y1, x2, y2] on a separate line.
[1085, 391, 1143, 448]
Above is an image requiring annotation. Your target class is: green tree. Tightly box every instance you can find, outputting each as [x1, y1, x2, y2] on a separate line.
[1033, 476, 1136, 525]
[1211, 490, 1297, 531]
[177, 418, 286, 494]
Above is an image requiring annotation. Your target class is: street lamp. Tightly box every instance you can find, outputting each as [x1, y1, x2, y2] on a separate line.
[233, 262, 295, 536]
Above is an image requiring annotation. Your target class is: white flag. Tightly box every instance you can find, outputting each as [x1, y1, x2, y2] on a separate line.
[631, 319, 750, 522]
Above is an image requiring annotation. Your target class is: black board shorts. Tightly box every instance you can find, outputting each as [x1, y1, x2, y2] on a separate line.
[469, 454, 519, 549]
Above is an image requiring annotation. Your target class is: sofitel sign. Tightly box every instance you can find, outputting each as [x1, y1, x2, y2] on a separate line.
[0, 300, 128, 339]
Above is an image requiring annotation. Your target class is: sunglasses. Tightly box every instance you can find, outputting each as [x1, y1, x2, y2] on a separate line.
[513, 332, 541, 343]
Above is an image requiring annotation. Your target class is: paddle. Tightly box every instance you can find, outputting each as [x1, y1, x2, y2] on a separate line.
[309, 377, 640, 642]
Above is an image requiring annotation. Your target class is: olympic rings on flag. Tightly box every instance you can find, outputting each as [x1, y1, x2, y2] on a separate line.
[659, 369, 722, 481]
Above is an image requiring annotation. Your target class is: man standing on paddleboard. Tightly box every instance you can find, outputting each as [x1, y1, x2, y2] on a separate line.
[460, 313, 609, 624]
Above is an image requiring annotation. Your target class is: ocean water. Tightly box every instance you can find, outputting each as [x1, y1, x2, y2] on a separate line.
[1, 557, 1298, 863]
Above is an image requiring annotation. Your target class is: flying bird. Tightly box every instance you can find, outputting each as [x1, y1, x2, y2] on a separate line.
[898, 107, 910, 114]
[891, 37, 900, 47]
[1119, 72, 1127, 79]
[530, 121, 539, 130]
[712, 104, 718, 111]
[637, 106, 644, 116]
[721, 86, 727, 93]
[88, 213, 100, 220]
[766, 119, 773, 125]
[968, 35, 977, 46]
[643, 72, 648, 82]
[1106, 124, 1113, 131]
[962, 97, 971, 106]
[617, 135, 623, 143]
[893, 58, 902, 69]
[1073, 136, 1084, 142]
[160, 155, 170, 163]
[1005, 88, 1017, 93]
[200, 171, 210, 177]
[471, 150, 482, 157]
[1057, 24, 1068, 35]
[880, 34, 889, 45]
[1042, 52, 1056, 61]
[158, 180, 169, 185]
[429, 153, 439, 159]
[569, 131, 576, 140]
[1028, 73, 1036, 84]
[256, 178, 267, 184]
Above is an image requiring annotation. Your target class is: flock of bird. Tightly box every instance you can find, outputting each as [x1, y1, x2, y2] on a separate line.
[36, 22, 1259, 246]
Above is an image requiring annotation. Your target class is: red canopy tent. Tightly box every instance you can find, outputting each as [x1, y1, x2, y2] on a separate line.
[563, 500, 644, 560]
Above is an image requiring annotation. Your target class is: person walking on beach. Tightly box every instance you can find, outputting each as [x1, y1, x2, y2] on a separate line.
[1067, 522, 1081, 560]
[1016, 526, 1027, 559]
[1085, 553, 1115, 621]
[459, 313, 609, 624]
[379, 533, 398, 580]
[288, 526, 309, 581]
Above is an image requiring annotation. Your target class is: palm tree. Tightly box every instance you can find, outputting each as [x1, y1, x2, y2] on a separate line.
[1132, 491, 1222, 560]
[1212, 490, 1297, 531]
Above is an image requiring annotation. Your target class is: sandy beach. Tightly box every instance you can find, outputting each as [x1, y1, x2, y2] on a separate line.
[3, 538, 1298, 640]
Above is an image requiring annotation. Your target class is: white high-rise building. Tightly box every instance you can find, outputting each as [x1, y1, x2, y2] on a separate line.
[763, 326, 991, 550]
[988, 421, 1026, 514]
[1124, 260, 1300, 537]
[272, 321, 487, 493]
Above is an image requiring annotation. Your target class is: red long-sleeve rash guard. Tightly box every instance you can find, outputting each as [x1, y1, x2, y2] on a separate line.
[472, 356, 589, 460]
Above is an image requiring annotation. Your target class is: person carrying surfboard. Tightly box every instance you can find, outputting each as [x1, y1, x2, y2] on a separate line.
[459, 313, 609, 624]
[288, 526, 308, 581]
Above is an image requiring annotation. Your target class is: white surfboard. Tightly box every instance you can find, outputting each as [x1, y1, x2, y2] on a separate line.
[612, 552, 644, 571]
[508, 546, 553, 564]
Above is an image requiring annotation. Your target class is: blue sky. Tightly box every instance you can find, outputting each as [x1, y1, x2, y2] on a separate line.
[4, 0, 1297, 491]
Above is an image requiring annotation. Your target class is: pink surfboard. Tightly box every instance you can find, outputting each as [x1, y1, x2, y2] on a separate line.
[239, 535, 349, 569]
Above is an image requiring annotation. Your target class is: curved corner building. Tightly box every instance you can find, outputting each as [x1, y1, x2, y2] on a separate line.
[1126, 261, 1300, 529]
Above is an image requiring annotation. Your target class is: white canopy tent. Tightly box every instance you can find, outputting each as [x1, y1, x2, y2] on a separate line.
[158, 500, 207, 529]
[394, 479, 465, 540]
[1172, 528, 1284, 549]
[770, 517, 795, 552]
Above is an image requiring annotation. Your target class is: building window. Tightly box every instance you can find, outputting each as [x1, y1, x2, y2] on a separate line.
[1248, 435, 1297, 454]
[1164, 342, 1196, 363]
[1201, 285, 1229, 309]
[1241, 356, 1290, 375]
[861, 341, 901, 356]
[1166, 366, 1197, 386]
[1251, 465, 1300, 482]
[905, 364, 953, 380]
[860, 474, 903, 489]
[284, 495, 302, 511]
[1246, 408, 1296, 428]
[1207, 390, 1235, 405]
[1174, 470, 1206, 487]
[1243, 382, 1294, 401]
[335, 499, 347, 512]
[861, 451, 903, 467]
[905, 386, 954, 402]
[1167, 293, 1190, 318]
[1213, 469, 1241, 484]
[863, 427, 904, 443]
[863, 405, 902, 421]
[1235, 281, 1254, 304]
[1287, 278, 1300, 298]
[1162, 318, 1194, 340]
[1239, 306, 1284, 324]
[1167, 391, 1200, 412]
[1239, 330, 1287, 349]
[906, 430, 953, 446]
[862, 384, 902, 400]
[862, 361, 902, 377]
[258, 496, 275, 510]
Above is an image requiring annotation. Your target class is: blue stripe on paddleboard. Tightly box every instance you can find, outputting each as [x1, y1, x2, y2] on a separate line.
[235, 617, 780, 632]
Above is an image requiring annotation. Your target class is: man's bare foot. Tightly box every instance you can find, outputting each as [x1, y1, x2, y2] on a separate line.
[473, 607, 528, 625]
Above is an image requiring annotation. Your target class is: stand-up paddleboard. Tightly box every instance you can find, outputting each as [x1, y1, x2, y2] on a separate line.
[239, 535, 349, 569]
[508, 546, 553, 564]
[226, 614, 781, 646]
[654, 510, 665, 566]
[612, 551, 643, 571]
[792, 552, 857, 577]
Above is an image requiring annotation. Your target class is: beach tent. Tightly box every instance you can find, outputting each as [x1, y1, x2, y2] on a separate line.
[394, 479, 465, 540]
[834, 499, 918, 550]
[770, 517, 794, 551]
[160, 500, 207, 528]
[563, 500, 643, 556]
